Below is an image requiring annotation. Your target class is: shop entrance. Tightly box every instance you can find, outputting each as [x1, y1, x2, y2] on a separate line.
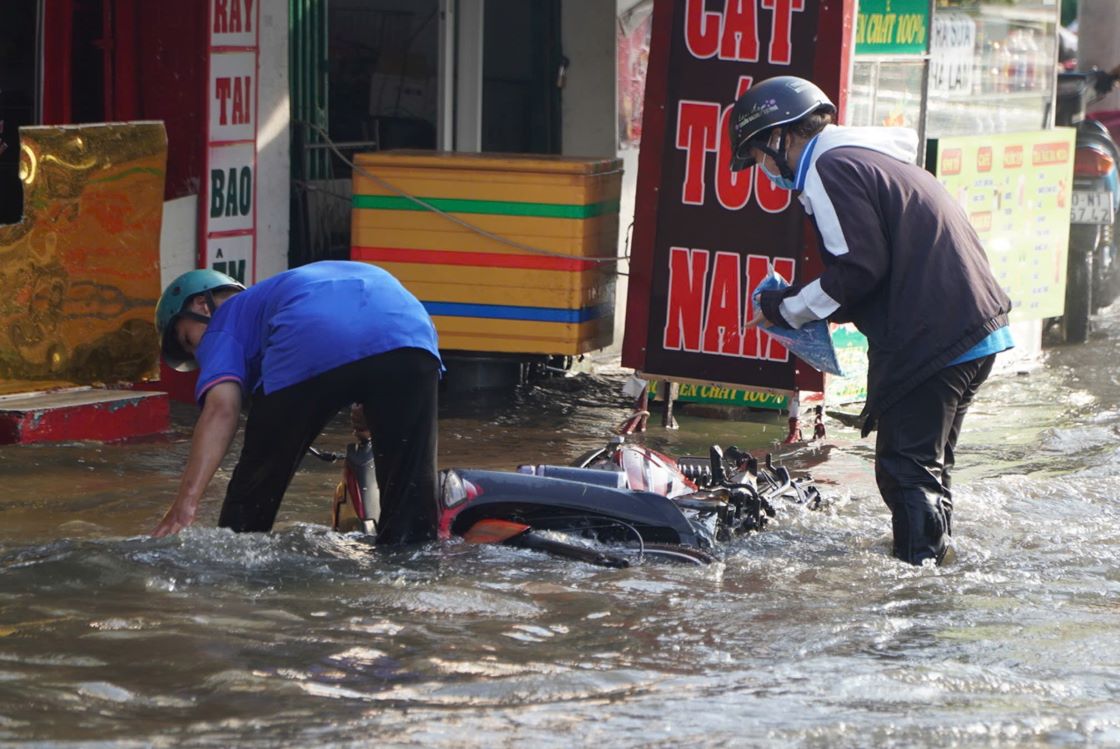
[292, 0, 563, 266]
[481, 0, 562, 154]
[0, 0, 38, 225]
[318, 0, 562, 157]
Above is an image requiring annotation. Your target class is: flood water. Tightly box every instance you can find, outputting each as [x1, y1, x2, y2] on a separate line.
[2, 311, 1120, 748]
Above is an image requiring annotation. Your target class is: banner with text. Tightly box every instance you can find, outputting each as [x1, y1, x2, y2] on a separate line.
[855, 0, 929, 56]
[927, 129, 1075, 320]
[201, 0, 259, 284]
[622, 0, 856, 394]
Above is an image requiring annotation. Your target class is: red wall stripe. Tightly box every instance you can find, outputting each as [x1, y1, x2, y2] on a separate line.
[352, 246, 600, 272]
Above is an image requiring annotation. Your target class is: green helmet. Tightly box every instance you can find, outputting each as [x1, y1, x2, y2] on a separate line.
[155, 269, 245, 371]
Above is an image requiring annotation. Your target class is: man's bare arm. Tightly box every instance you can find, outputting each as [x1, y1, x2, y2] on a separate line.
[152, 381, 242, 537]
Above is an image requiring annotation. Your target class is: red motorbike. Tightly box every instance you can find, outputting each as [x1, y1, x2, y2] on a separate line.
[312, 433, 821, 567]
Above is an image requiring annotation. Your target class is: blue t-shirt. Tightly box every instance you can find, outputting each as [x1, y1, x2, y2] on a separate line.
[947, 325, 1014, 367]
[194, 261, 442, 405]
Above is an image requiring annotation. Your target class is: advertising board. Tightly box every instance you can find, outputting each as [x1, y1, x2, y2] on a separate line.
[927, 130, 1076, 319]
[622, 0, 856, 397]
[201, 0, 260, 285]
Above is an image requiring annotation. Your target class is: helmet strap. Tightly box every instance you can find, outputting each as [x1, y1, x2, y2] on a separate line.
[777, 130, 794, 180]
[180, 310, 212, 325]
[178, 290, 219, 326]
[753, 130, 796, 181]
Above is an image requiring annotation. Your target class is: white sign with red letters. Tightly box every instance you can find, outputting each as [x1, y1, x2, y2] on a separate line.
[202, 0, 259, 284]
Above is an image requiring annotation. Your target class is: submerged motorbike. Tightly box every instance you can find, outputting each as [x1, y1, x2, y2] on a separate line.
[1055, 69, 1120, 342]
[313, 435, 822, 567]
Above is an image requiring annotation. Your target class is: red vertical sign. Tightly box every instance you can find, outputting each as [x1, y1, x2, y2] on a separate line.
[201, 0, 260, 284]
[622, 0, 855, 393]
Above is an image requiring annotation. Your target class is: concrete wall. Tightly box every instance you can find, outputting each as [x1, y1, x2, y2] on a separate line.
[558, 1, 627, 357]
[605, 0, 654, 357]
[560, 1, 618, 159]
[256, 0, 292, 281]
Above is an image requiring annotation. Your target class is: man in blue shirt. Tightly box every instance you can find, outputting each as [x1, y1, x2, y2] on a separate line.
[152, 260, 443, 544]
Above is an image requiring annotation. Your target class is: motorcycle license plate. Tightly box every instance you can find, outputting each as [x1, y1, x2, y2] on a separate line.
[1071, 191, 1113, 225]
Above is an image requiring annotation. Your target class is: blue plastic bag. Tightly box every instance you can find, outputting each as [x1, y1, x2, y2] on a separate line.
[752, 270, 845, 376]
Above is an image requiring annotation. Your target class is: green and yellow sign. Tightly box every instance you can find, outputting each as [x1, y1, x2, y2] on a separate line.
[855, 0, 929, 56]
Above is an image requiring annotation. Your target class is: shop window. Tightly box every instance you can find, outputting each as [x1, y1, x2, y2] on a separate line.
[291, 0, 442, 266]
[0, 0, 39, 225]
[850, 0, 1059, 161]
[849, 61, 925, 131]
[327, 0, 440, 156]
[925, 1, 1058, 138]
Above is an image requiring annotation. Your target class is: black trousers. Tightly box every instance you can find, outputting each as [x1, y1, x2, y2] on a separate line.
[874, 354, 995, 565]
[218, 347, 441, 544]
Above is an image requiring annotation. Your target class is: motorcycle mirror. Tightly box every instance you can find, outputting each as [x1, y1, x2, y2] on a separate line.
[709, 445, 725, 484]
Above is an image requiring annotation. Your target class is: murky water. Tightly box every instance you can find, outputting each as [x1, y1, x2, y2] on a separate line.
[2, 312, 1120, 748]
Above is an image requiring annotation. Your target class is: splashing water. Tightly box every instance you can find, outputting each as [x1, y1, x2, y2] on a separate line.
[2, 313, 1120, 746]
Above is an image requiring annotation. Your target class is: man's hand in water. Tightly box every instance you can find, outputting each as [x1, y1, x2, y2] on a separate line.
[152, 499, 199, 537]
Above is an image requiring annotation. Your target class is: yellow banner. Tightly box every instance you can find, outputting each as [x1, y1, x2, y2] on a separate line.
[930, 129, 1076, 320]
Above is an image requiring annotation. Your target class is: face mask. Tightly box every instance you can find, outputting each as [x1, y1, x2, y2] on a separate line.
[760, 161, 796, 190]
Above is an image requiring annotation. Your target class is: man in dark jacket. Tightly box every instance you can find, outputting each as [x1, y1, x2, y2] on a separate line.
[730, 76, 1013, 566]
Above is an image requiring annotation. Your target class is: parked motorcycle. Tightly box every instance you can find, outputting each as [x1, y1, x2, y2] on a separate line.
[314, 435, 822, 567]
[1055, 68, 1120, 342]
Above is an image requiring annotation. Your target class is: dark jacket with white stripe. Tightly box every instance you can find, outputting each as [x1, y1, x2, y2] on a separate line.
[775, 125, 1012, 434]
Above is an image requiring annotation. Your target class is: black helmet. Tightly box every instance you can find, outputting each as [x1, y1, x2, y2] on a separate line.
[728, 76, 836, 172]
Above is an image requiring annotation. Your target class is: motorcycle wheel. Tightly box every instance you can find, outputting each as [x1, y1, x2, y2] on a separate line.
[1064, 229, 1095, 344]
[1093, 222, 1120, 310]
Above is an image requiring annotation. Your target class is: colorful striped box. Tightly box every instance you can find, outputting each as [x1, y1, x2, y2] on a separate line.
[350, 151, 622, 355]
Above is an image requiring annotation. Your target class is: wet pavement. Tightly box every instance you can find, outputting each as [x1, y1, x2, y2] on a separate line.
[1, 308, 1120, 747]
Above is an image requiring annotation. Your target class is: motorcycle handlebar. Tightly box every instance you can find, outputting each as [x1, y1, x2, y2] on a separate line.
[1093, 67, 1120, 96]
[1057, 68, 1118, 98]
[307, 445, 343, 463]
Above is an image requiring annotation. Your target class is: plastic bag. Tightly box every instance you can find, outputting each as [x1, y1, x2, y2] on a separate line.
[752, 270, 845, 376]
[621, 373, 649, 400]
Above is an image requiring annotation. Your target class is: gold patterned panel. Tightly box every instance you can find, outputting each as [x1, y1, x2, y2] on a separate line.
[0, 123, 168, 395]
